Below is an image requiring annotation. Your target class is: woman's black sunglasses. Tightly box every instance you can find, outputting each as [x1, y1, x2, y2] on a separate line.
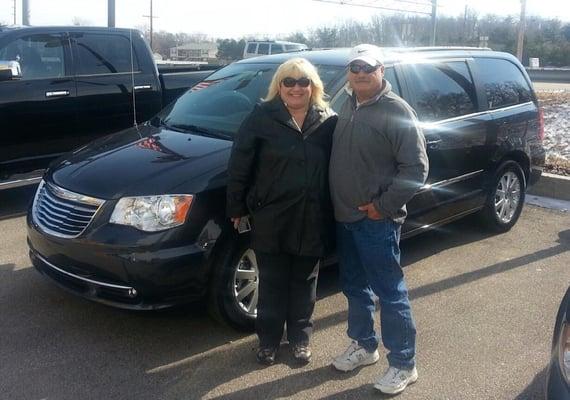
[281, 77, 311, 88]
[349, 63, 380, 74]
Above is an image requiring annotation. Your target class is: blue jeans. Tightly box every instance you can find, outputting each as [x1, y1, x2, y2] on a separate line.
[337, 218, 416, 370]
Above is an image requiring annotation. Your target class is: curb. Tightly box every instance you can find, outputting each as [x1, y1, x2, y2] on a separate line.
[528, 172, 570, 201]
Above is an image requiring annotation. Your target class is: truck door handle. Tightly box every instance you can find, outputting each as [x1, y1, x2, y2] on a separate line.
[45, 90, 70, 98]
[134, 85, 152, 91]
[426, 138, 442, 149]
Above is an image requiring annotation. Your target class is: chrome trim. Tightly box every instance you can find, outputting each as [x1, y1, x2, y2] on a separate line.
[134, 85, 152, 90]
[32, 180, 105, 239]
[35, 252, 134, 291]
[45, 90, 70, 98]
[45, 181, 104, 206]
[0, 176, 42, 190]
[403, 206, 484, 238]
[418, 170, 484, 194]
[420, 101, 534, 127]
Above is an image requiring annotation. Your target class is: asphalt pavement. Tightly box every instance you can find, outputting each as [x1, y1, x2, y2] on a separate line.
[0, 186, 569, 400]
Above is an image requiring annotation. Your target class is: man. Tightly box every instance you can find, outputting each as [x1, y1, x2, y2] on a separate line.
[329, 44, 429, 395]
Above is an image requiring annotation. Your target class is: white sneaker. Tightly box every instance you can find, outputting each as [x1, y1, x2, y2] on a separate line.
[332, 340, 380, 372]
[373, 366, 418, 394]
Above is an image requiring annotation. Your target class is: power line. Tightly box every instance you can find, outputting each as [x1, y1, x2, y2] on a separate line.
[312, 0, 432, 15]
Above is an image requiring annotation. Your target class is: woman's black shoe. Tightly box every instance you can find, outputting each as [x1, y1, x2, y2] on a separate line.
[256, 347, 277, 365]
[292, 344, 312, 364]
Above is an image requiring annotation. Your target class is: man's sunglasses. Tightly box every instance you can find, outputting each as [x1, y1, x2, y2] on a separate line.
[349, 63, 380, 74]
[281, 77, 311, 88]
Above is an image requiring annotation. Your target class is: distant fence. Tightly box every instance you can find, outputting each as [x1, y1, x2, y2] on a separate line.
[526, 68, 570, 83]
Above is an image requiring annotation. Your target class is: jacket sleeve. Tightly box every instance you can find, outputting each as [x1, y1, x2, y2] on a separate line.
[373, 103, 429, 219]
[226, 111, 258, 218]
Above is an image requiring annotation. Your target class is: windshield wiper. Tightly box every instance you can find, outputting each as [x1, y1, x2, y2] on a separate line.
[161, 121, 232, 140]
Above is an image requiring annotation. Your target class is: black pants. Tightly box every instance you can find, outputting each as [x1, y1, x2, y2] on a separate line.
[255, 252, 320, 349]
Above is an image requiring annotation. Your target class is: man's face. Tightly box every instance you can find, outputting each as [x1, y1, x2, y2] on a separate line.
[347, 61, 384, 100]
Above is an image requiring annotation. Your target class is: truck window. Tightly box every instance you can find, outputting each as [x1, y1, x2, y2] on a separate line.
[0, 34, 65, 80]
[246, 43, 257, 54]
[474, 58, 532, 110]
[257, 43, 269, 55]
[73, 33, 139, 75]
[406, 61, 477, 122]
[270, 44, 283, 55]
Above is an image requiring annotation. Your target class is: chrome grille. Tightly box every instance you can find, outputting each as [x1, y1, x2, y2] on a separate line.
[32, 180, 105, 238]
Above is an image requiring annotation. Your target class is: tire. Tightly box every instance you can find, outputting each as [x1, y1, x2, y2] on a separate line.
[208, 234, 258, 331]
[480, 161, 526, 233]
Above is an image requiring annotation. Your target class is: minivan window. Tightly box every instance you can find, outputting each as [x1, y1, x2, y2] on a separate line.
[159, 63, 344, 137]
[257, 43, 269, 55]
[474, 58, 532, 110]
[406, 61, 477, 122]
[73, 33, 139, 75]
[284, 44, 306, 52]
[246, 43, 257, 53]
[0, 34, 66, 80]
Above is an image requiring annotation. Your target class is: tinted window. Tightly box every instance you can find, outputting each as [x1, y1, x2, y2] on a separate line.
[330, 66, 400, 112]
[73, 33, 139, 75]
[474, 58, 532, 109]
[257, 43, 269, 55]
[160, 63, 343, 137]
[406, 61, 477, 122]
[270, 44, 283, 55]
[246, 43, 257, 53]
[284, 44, 307, 51]
[0, 34, 65, 79]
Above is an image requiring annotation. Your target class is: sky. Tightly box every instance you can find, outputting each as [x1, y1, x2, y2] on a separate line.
[1, 0, 569, 39]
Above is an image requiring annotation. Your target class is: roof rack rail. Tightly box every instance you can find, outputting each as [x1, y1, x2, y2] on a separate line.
[391, 46, 492, 52]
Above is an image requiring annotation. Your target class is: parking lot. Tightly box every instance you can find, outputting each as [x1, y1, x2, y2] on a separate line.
[0, 186, 569, 400]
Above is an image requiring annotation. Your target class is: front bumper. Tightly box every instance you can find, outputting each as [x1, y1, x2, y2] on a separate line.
[27, 216, 213, 310]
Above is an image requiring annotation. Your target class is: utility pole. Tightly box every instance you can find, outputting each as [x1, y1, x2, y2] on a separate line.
[143, 0, 158, 52]
[430, 0, 437, 46]
[13, 0, 17, 25]
[108, 0, 115, 28]
[22, 0, 30, 25]
[516, 0, 527, 62]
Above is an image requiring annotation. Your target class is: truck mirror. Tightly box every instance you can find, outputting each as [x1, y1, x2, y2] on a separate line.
[0, 61, 22, 82]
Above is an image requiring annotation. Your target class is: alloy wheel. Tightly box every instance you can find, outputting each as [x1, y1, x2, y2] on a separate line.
[494, 171, 521, 224]
[232, 248, 258, 316]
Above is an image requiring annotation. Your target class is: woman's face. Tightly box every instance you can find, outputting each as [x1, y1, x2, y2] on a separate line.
[279, 75, 312, 111]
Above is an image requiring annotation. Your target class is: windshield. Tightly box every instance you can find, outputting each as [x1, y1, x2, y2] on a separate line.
[158, 62, 344, 138]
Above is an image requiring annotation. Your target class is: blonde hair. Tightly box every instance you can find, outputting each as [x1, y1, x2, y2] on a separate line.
[264, 57, 328, 109]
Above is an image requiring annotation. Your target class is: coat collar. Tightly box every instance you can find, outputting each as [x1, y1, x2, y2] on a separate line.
[262, 97, 326, 135]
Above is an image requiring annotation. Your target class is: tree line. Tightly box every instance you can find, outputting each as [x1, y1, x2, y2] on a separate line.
[139, 13, 570, 67]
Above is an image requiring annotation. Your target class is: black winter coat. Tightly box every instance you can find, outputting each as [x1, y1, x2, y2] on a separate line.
[226, 98, 337, 257]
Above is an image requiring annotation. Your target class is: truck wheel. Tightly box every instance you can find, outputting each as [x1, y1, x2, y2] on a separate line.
[209, 235, 258, 331]
[481, 161, 526, 233]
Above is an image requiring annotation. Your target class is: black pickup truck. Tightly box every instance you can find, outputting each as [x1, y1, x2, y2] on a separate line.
[0, 26, 216, 190]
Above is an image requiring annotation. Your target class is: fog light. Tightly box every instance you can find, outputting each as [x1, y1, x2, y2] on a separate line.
[128, 288, 138, 298]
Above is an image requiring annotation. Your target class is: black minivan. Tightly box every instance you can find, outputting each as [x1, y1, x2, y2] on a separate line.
[27, 47, 545, 330]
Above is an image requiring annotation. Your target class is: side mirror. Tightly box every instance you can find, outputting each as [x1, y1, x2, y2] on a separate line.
[0, 61, 22, 82]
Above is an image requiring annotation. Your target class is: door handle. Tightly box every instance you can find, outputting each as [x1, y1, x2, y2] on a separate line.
[426, 138, 442, 149]
[134, 85, 152, 91]
[45, 90, 70, 98]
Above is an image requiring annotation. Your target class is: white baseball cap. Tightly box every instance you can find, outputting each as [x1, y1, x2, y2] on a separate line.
[348, 44, 383, 66]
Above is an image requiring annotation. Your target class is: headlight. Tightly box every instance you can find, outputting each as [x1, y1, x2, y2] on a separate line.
[110, 195, 193, 232]
[559, 319, 570, 385]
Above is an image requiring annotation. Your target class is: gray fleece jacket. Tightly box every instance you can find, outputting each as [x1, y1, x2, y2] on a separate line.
[329, 80, 429, 224]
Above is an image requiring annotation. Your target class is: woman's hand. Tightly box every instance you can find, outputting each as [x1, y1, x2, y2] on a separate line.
[358, 203, 383, 220]
[231, 217, 241, 230]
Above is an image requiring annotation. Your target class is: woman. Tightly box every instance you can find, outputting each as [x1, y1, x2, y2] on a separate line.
[226, 58, 337, 365]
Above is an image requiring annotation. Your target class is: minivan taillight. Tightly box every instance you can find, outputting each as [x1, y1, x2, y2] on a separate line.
[538, 107, 545, 141]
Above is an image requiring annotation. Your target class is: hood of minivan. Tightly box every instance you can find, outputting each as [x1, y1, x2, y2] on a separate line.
[47, 124, 233, 199]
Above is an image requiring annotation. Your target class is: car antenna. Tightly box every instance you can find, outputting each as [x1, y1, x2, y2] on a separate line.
[129, 29, 141, 136]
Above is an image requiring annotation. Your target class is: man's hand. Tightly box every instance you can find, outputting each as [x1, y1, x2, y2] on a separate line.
[358, 203, 383, 220]
[231, 217, 241, 230]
